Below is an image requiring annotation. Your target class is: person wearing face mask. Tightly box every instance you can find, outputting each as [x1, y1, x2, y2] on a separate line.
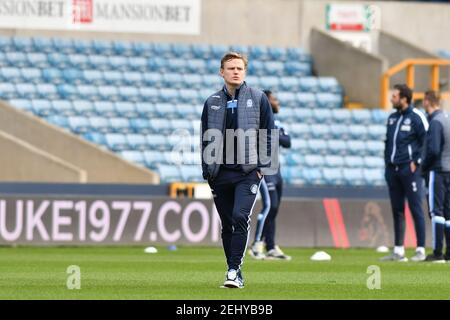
[421, 90, 450, 262]
[381, 84, 429, 262]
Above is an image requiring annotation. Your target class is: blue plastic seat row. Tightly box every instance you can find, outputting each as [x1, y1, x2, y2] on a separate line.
[286, 154, 384, 168]
[285, 123, 385, 140]
[290, 138, 384, 157]
[276, 92, 343, 109]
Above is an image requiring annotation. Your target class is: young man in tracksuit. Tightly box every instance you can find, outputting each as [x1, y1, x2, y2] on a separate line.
[249, 90, 292, 260]
[201, 52, 275, 288]
[421, 91, 450, 262]
[382, 84, 429, 262]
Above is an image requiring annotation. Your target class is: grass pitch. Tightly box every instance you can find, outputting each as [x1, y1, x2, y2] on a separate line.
[0, 246, 449, 300]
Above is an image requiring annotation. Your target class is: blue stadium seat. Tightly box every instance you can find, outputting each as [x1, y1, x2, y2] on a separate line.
[57, 84, 77, 100]
[157, 165, 181, 183]
[268, 47, 287, 61]
[183, 74, 203, 90]
[31, 99, 53, 116]
[73, 100, 95, 116]
[210, 45, 230, 59]
[103, 70, 123, 85]
[277, 91, 297, 108]
[302, 167, 324, 185]
[83, 132, 106, 145]
[120, 150, 145, 165]
[128, 57, 147, 71]
[52, 38, 75, 54]
[26, 53, 49, 68]
[167, 59, 189, 73]
[343, 168, 365, 186]
[312, 108, 333, 124]
[139, 87, 159, 103]
[126, 134, 148, 150]
[132, 42, 153, 57]
[123, 71, 143, 86]
[35, 83, 58, 100]
[179, 89, 202, 104]
[159, 88, 179, 104]
[16, 83, 38, 99]
[45, 115, 69, 128]
[1, 67, 22, 83]
[347, 140, 366, 156]
[175, 104, 197, 120]
[93, 101, 116, 117]
[318, 77, 341, 93]
[186, 59, 207, 74]
[367, 125, 386, 140]
[307, 139, 328, 154]
[162, 73, 184, 89]
[276, 108, 296, 123]
[310, 124, 331, 139]
[42, 68, 63, 84]
[82, 70, 103, 85]
[365, 140, 384, 157]
[264, 61, 284, 77]
[142, 72, 162, 87]
[68, 54, 89, 69]
[68, 116, 91, 134]
[5, 52, 27, 67]
[88, 55, 110, 70]
[21, 68, 42, 84]
[344, 155, 365, 168]
[331, 124, 350, 140]
[349, 125, 368, 140]
[290, 139, 308, 152]
[294, 108, 313, 123]
[171, 119, 195, 133]
[299, 77, 319, 93]
[130, 118, 152, 134]
[109, 117, 131, 133]
[48, 53, 70, 68]
[115, 101, 137, 118]
[352, 109, 372, 124]
[364, 156, 384, 168]
[172, 43, 193, 59]
[285, 166, 305, 185]
[108, 56, 128, 71]
[371, 109, 389, 125]
[286, 153, 304, 166]
[9, 99, 32, 112]
[180, 165, 203, 182]
[62, 68, 83, 84]
[105, 133, 128, 151]
[92, 40, 114, 55]
[149, 118, 173, 135]
[32, 37, 54, 53]
[153, 43, 173, 58]
[0, 37, 13, 52]
[118, 86, 140, 102]
[289, 123, 310, 138]
[135, 102, 157, 117]
[249, 46, 269, 60]
[322, 168, 344, 186]
[98, 85, 120, 101]
[259, 76, 280, 91]
[324, 155, 345, 167]
[73, 39, 94, 55]
[284, 61, 311, 77]
[316, 93, 343, 109]
[296, 93, 316, 108]
[0, 83, 16, 99]
[12, 37, 33, 52]
[146, 134, 169, 151]
[363, 168, 385, 186]
[279, 77, 299, 91]
[143, 150, 166, 169]
[77, 85, 100, 101]
[205, 59, 219, 74]
[202, 74, 223, 90]
[52, 100, 75, 116]
[192, 44, 212, 60]
[304, 154, 325, 167]
[89, 117, 111, 133]
[332, 108, 352, 124]
[327, 139, 347, 155]
[113, 41, 134, 56]
[286, 47, 307, 61]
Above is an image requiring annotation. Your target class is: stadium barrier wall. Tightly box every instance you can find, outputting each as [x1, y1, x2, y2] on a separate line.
[310, 28, 388, 108]
[0, 131, 86, 182]
[379, 31, 450, 97]
[0, 101, 159, 184]
[0, 193, 432, 248]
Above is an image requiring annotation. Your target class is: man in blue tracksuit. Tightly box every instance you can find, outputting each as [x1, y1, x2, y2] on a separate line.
[382, 84, 428, 262]
[421, 91, 450, 262]
[249, 90, 292, 260]
[201, 52, 275, 288]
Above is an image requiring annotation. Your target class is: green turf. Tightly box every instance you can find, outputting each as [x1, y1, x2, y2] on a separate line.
[0, 246, 449, 299]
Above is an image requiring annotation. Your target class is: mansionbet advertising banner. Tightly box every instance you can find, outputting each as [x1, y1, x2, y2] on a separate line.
[0, 195, 432, 247]
[0, 0, 201, 34]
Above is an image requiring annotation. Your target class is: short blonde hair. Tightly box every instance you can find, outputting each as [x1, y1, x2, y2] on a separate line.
[220, 52, 248, 69]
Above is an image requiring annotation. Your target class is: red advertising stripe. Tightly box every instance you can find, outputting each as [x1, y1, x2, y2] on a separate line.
[323, 198, 350, 248]
[404, 205, 417, 248]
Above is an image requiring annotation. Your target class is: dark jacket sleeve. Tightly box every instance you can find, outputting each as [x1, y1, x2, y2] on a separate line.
[422, 120, 443, 173]
[258, 93, 275, 169]
[413, 113, 428, 165]
[201, 101, 209, 180]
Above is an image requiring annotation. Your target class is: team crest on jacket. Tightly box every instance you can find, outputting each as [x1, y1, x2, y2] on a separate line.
[389, 118, 396, 125]
[250, 184, 258, 194]
[247, 99, 253, 108]
[403, 118, 411, 125]
[211, 105, 220, 110]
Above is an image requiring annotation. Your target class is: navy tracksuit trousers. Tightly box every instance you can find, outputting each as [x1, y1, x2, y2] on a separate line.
[385, 163, 426, 248]
[426, 171, 450, 256]
[254, 177, 283, 251]
[209, 167, 262, 271]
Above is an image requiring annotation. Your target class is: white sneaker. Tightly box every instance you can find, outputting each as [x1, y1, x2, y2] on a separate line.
[265, 245, 292, 261]
[248, 241, 265, 260]
[223, 269, 244, 289]
[410, 250, 426, 262]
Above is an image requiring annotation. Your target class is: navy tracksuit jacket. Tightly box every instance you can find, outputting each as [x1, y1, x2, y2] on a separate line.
[384, 105, 428, 247]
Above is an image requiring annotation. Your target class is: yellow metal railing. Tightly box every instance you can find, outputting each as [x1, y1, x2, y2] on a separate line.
[381, 59, 450, 110]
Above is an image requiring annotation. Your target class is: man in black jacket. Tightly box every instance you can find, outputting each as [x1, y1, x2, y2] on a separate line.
[201, 52, 275, 288]
[421, 90, 450, 262]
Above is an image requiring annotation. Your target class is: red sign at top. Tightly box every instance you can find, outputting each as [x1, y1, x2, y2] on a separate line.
[73, 0, 93, 24]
